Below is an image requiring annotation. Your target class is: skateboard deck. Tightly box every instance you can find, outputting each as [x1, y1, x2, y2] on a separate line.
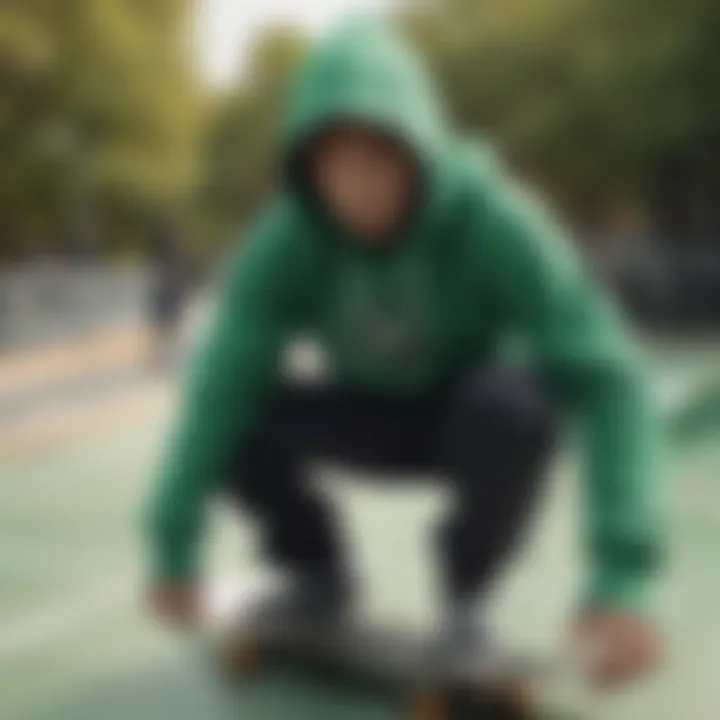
[213, 587, 557, 719]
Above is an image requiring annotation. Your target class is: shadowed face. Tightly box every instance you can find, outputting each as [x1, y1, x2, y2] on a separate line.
[309, 126, 417, 244]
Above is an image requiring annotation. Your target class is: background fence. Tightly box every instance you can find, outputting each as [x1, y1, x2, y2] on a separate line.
[0, 264, 151, 353]
[2, 243, 720, 356]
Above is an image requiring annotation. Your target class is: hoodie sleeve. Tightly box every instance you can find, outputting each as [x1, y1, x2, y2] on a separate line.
[144, 205, 297, 583]
[476, 177, 665, 613]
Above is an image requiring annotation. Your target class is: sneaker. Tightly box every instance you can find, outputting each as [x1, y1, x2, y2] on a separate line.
[248, 571, 353, 633]
[426, 601, 499, 676]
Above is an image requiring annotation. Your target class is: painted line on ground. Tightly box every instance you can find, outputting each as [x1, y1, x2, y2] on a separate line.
[0, 381, 172, 464]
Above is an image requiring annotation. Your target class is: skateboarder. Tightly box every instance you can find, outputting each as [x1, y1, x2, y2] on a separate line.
[145, 19, 664, 687]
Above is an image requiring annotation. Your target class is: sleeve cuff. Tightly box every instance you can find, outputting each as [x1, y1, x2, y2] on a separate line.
[148, 535, 199, 583]
[582, 568, 653, 614]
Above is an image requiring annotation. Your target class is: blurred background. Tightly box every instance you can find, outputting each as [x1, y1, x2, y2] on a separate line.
[1, 2, 719, 719]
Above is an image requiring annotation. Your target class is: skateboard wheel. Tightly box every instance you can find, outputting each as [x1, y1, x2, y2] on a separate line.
[407, 690, 449, 720]
[218, 636, 266, 678]
[486, 684, 533, 720]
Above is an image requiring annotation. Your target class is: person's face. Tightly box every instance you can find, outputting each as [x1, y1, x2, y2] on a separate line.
[309, 127, 416, 243]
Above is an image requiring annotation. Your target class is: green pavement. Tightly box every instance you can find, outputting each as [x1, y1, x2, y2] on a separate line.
[0, 347, 718, 720]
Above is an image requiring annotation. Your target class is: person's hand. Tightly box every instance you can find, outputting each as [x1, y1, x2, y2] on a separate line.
[573, 609, 664, 688]
[147, 582, 201, 630]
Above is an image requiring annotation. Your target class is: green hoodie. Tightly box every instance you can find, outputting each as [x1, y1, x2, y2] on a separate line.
[146, 20, 663, 611]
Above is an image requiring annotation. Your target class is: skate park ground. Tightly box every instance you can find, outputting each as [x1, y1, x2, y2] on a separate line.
[0, 334, 718, 720]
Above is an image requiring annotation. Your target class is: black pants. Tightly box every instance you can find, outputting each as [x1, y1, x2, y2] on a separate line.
[227, 364, 558, 603]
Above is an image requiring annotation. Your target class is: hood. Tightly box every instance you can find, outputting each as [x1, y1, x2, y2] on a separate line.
[280, 18, 449, 221]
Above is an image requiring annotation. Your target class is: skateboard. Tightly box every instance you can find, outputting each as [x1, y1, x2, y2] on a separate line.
[213, 591, 556, 719]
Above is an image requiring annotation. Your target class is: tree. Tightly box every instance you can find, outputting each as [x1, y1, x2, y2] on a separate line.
[0, 0, 204, 257]
[197, 23, 308, 245]
[401, 0, 720, 238]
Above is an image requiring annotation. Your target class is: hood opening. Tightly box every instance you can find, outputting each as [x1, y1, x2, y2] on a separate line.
[284, 118, 429, 243]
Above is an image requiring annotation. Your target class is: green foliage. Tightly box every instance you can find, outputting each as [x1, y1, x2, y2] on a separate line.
[401, 0, 720, 233]
[196, 24, 308, 245]
[0, 0, 203, 256]
[1, 0, 718, 255]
